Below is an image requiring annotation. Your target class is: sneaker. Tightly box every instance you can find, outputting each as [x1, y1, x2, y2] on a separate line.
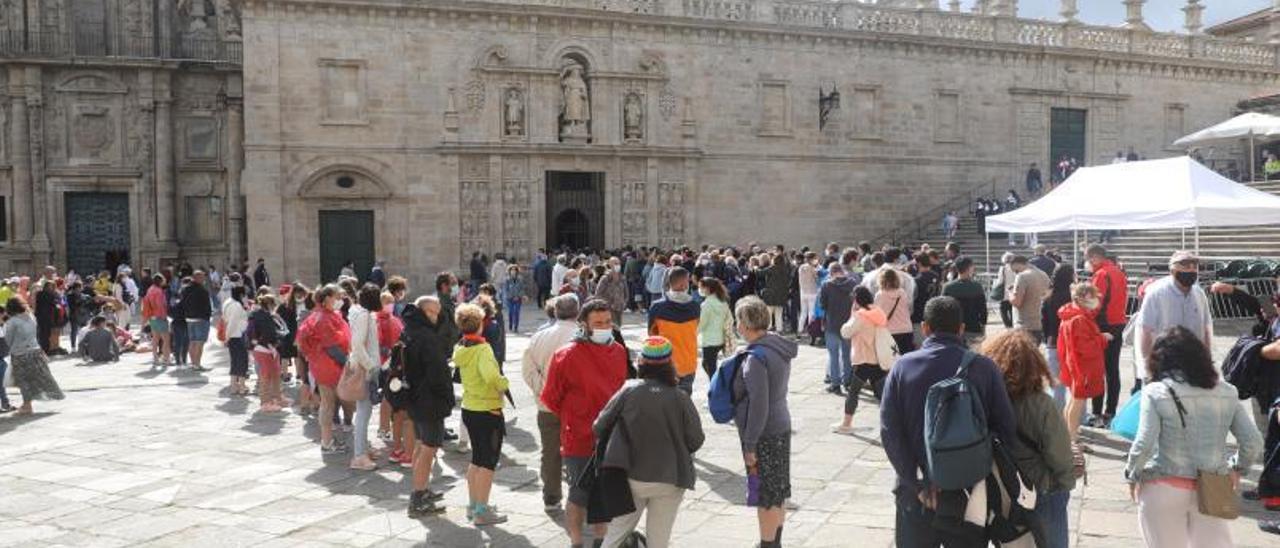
[465, 503, 499, 522]
[471, 505, 507, 526]
[389, 448, 406, 462]
[378, 430, 393, 443]
[320, 440, 347, 454]
[190, 365, 210, 372]
[395, 451, 414, 466]
[830, 423, 856, 436]
[424, 489, 445, 502]
[544, 500, 562, 512]
[443, 428, 459, 441]
[0, 404, 14, 413]
[349, 455, 378, 471]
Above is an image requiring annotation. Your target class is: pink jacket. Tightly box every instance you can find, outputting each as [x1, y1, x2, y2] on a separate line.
[875, 288, 912, 335]
[841, 307, 887, 367]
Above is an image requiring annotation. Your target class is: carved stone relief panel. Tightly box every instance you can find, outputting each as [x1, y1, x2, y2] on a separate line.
[460, 155, 489, 182]
[121, 0, 154, 39]
[217, 0, 243, 40]
[658, 85, 677, 121]
[621, 181, 646, 210]
[181, 117, 220, 163]
[502, 179, 530, 209]
[504, 156, 528, 180]
[53, 74, 128, 166]
[125, 96, 153, 167]
[657, 181, 686, 248]
[459, 181, 491, 209]
[502, 210, 530, 259]
[622, 211, 647, 246]
[175, 73, 222, 112]
[460, 178, 490, 261]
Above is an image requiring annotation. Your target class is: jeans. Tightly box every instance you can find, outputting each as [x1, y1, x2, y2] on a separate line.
[507, 298, 522, 331]
[824, 332, 851, 388]
[1044, 339, 1066, 409]
[601, 480, 685, 548]
[536, 411, 563, 506]
[1037, 490, 1071, 548]
[0, 358, 9, 407]
[1138, 481, 1233, 548]
[69, 321, 83, 351]
[767, 305, 783, 332]
[353, 388, 374, 457]
[700, 345, 723, 381]
[1092, 325, 1124, 417]
[676, 374, 694, 395]
[171, 320, 189, 365]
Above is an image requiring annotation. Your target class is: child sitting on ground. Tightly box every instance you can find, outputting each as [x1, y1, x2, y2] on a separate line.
[79, 316, 121, 363]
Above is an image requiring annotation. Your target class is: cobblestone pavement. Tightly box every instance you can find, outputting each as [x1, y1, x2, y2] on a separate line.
[0, 313, 1276, 547]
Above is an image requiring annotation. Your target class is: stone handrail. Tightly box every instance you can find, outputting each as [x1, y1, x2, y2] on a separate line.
[678, 0, 1278, 68]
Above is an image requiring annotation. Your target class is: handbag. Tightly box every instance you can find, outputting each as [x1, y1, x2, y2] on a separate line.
[1110, 394, 1141, 440]
[337, 313, 375, 402]
[1164, 381, 1241, 520]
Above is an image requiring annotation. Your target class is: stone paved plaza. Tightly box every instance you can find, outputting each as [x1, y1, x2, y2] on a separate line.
[1, 313, 1276, 547]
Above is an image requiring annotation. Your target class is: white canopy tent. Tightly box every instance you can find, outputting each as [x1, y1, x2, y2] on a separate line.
[983, 156, 1280, 268]
[1171, 111, 1280, 178]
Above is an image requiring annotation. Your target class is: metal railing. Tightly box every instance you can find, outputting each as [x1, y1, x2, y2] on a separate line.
[870, 180, 997, 247]
[0, 30, 241, 64]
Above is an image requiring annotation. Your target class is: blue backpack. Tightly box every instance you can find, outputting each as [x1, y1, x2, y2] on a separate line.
[708, 345, 766, 424]
[924, 350, 992, 491]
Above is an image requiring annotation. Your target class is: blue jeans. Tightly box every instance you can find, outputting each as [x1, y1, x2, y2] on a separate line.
[0, 358, 9, 407]
[1044, 340, 1066, 409]
[507, 298, 522, 331]
[354, 390, 374, 457]
[1036, 490, 1071, 548]
[824, 331, 851, 387]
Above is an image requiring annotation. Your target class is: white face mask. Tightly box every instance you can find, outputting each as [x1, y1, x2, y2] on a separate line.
[568, 277, 580, 288]
[588, 329, 613, 345]
[667, 290, 692, 304]
[328, 299, 342, 312]
[1080, 298, 1100, 310]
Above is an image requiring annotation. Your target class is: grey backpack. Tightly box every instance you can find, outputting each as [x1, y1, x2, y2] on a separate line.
[924, 350, 992, 491]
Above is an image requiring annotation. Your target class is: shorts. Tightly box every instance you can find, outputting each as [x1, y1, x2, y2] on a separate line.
[751, 432, 792, 509]
[564, 455, 592, 507]
[461, 409, 505, 470]
[252, 348, 280, 380]
[412, 412, 446, 448]
[187, 319, 211, 342]
[148, 318, 169, 334]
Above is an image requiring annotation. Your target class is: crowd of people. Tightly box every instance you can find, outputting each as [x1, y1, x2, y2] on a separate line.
[3, 238, 1279, 547]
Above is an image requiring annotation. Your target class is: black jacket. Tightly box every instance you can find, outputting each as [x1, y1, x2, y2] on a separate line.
[179, 283, 212, 320]
[401, 305, 456, 420]
[249, 308, 281, 348]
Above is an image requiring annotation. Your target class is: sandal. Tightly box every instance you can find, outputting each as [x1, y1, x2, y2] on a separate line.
[1071, 441, 1088, 486]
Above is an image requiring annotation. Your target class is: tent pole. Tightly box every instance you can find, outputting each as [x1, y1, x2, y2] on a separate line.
[985, 233, 990, 276]
[1181, 228, 1186, 248]
[1073, 230, 1078, 270]
[1195, 226, 1200, 255]
[1251, 135, 1256, 182]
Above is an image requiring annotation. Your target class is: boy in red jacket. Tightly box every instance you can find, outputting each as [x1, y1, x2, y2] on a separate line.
[541, 298, 628, 547]
[1058, 282, 1112, 445]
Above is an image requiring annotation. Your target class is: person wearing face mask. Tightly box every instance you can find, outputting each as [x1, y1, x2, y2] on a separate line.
[541, 298, 629, 548]
[1058, 282, 1111, 447]
[296, 284, 354, 455]
[433, 272, 461, 345]
[647, 267, 702, 395]
[1133, 251, 1213, 390]
[1084, 244, 1129, 429]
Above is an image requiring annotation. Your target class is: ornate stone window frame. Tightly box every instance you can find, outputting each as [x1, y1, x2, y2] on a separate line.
[318, 58, 369, 126]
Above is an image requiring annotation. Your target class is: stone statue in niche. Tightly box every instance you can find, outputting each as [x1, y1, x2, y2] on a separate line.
[623, 93, 644, 141]
[819, 85, 840, 131]
[503, 88, 524, 137]
[559, 61, 591, 142]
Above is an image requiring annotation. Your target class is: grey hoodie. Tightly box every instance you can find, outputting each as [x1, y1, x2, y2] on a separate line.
[732, 332, 797, 452]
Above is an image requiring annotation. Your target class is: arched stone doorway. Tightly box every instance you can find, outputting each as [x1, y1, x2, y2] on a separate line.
[552, 209, 590, 250]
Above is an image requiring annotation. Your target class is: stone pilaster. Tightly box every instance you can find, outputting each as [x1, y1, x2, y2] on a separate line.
[154, 71, 176, 244]
[25, 66, 50, 259]
[8, 66, 31, 245]
[1060, 0, 1077, 22]
[1122, 0, 1149, 31]
[225, 86, 246, 267]
[1270, 0, 1280, 45]
[1182, 1, 1203, 35]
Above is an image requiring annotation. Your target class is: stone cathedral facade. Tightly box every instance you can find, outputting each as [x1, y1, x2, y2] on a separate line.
[0, 0, 243, 277]
[241, 0, 1280, 288]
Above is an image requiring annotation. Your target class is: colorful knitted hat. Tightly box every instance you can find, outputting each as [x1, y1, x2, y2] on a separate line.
[640, 336, 673, 364]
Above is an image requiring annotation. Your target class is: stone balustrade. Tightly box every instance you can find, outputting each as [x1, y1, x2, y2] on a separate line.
[677, 0, 1279, 68]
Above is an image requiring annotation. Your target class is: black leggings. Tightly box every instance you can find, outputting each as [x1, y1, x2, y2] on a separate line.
[462, 409, 506, 470]
[701, 345, 724, 380]
[845, 364, 887, 416]
[228, 337, 249, 377]
[999, 301, 1014, 329]
[892, 333, 917, 355]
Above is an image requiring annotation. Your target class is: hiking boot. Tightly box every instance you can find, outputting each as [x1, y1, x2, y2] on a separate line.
[407, 491, 446, 518]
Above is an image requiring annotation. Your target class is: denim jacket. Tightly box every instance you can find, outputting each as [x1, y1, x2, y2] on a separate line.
[1124, 377, 1263, 483]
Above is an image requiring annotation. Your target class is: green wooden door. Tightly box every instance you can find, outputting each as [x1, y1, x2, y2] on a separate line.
[1050, 108, 1087, 169]
[318, 210, 374, 283]
[65, 192, 130, 277]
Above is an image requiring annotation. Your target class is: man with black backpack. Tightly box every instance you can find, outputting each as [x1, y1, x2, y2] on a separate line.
[880, 296, 1017, 547]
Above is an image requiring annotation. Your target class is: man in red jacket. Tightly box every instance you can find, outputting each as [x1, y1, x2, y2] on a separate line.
[1085, 244, 1129, 428]
[541, 298, 629, 547]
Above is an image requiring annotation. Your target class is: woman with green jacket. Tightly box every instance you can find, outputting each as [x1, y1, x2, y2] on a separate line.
[696, 278, 734, 381]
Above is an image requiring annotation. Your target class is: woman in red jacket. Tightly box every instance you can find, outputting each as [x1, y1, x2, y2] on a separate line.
[1057, 282, 1112, 445]
[297, 284, 352, 455]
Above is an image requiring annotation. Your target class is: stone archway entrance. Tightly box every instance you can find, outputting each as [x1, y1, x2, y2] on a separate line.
[545, 171, 604, 251]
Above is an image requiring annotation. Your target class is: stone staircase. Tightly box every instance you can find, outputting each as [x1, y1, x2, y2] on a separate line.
[895, 179, 1280, 283]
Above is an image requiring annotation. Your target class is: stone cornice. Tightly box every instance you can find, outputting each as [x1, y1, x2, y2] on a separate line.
[244, 0, 1280, 78]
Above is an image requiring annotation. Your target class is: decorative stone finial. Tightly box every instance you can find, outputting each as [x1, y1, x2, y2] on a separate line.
[1182, 0, 1203, 34]
[1123, 0, 1149, 31]
[948, 0, 961, 12]
[1060, 0, 1078, 22]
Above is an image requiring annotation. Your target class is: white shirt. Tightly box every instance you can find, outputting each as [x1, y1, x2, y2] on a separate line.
[521, 319, 579, 412]
[551, 263, 569, 293]
[221, 299, 248, 338]
[347, 304, 381, 372]
[1136, 276, 1213, 367]
[491, 260, 509, 289]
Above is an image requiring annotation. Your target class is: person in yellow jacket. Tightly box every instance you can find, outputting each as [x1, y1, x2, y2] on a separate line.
[453, 302, 510, 527]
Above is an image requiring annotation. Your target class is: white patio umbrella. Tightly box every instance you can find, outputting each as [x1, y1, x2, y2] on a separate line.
[1172, 112, 1280, 179]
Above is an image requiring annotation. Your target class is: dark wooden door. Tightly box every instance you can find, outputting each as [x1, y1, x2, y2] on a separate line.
[1050, 108, 1087, 169]
[545, 172, 605, 251]
[318, 210, 374, 283]
[65, 192, 130, 277]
